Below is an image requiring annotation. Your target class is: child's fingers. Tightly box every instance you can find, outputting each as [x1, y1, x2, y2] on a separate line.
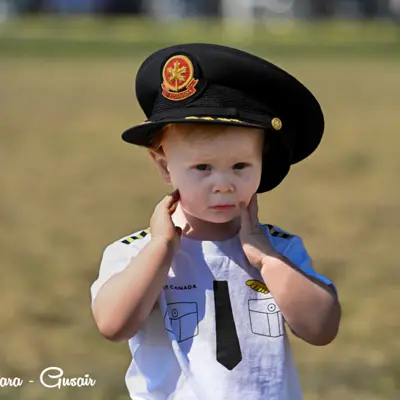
[162, 189, 179, 207]
[165, 190, 180, 214]
[169, 201, 179, 215]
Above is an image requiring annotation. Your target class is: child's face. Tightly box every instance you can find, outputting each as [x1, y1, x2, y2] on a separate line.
[151, 124, 264, 224]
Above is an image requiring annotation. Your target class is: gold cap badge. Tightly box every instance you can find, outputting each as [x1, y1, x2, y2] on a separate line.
[161, 55, 199, 101]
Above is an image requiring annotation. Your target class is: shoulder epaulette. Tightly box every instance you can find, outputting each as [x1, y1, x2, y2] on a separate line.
[121, 228, 151, 245]
[264, 224, 293, 239]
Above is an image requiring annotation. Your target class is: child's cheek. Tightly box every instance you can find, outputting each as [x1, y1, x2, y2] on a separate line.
[178, 187, 199, 211]
[168, 171, 182, 193]
[178, 190, 192, 207]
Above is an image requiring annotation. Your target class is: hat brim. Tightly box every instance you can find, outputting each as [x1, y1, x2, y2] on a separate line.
[121, 117, 265, 147]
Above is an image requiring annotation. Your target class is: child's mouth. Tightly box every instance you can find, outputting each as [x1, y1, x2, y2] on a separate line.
[210, 205, 235, 211]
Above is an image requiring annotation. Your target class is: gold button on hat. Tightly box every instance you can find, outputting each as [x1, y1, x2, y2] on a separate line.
[272, 118, 282, 131]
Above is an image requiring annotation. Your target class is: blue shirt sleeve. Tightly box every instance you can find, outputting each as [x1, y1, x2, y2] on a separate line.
[283, 235, 338, 297]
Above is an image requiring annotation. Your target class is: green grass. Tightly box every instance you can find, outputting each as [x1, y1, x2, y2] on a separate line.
[0, 17, 400, 58]
[0, 17, 400, 400]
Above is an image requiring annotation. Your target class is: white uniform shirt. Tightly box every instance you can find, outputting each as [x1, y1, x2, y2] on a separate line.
[90, 224, 335, 400]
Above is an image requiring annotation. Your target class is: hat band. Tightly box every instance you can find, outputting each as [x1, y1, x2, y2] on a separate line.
[150, 107, 274, 126]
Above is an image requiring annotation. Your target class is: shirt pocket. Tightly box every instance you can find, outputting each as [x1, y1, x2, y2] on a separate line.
[165, 302, 199, 343]
[248, 297, 284, 338]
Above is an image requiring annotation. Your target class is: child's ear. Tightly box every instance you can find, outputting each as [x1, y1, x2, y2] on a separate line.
[148, 149, 171, 184]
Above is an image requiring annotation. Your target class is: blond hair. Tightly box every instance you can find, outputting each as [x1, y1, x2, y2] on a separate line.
[149, 123, 269, 155]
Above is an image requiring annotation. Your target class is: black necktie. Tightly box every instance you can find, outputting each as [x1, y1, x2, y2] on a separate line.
[213, 280, 242, 370]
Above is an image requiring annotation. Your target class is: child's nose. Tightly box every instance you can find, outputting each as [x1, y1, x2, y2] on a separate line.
[212, 178, 234, 193]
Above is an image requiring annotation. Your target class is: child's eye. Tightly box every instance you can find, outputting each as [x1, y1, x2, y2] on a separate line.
[195, 164, 211, 171]
[233, 163, 248, 170]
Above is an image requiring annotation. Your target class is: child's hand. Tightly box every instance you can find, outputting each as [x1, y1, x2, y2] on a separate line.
[150, 190, 182, 251]
[239, 194, 280, 270]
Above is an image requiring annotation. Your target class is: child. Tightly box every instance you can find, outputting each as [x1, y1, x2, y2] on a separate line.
[90, 43, 341, 400]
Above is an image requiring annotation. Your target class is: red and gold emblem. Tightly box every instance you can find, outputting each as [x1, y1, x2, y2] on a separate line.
[161, 55, 199, 101]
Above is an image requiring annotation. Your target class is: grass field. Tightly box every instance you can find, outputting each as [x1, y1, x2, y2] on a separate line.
[0, 17, 400, 400]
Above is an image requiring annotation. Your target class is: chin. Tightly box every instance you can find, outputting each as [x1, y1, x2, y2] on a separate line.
[200, 211, 239, 224]
[182, 205, 239, 224]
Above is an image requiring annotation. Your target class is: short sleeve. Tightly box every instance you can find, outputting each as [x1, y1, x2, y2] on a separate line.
[90, 241, 140, 305]
[283, 236, 337, 296]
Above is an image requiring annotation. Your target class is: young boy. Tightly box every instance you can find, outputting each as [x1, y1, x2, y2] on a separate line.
[90, 44, 341, 400]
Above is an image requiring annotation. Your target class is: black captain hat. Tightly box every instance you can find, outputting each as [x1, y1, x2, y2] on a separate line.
[122, 43, 324, 193]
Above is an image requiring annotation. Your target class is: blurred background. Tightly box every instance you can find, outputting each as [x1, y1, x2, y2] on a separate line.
[1, 0, 400, 19]
[0, 1, 399, 399]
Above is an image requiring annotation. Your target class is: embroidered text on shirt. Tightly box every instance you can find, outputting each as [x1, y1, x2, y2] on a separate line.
[164, 284, 197, 290]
